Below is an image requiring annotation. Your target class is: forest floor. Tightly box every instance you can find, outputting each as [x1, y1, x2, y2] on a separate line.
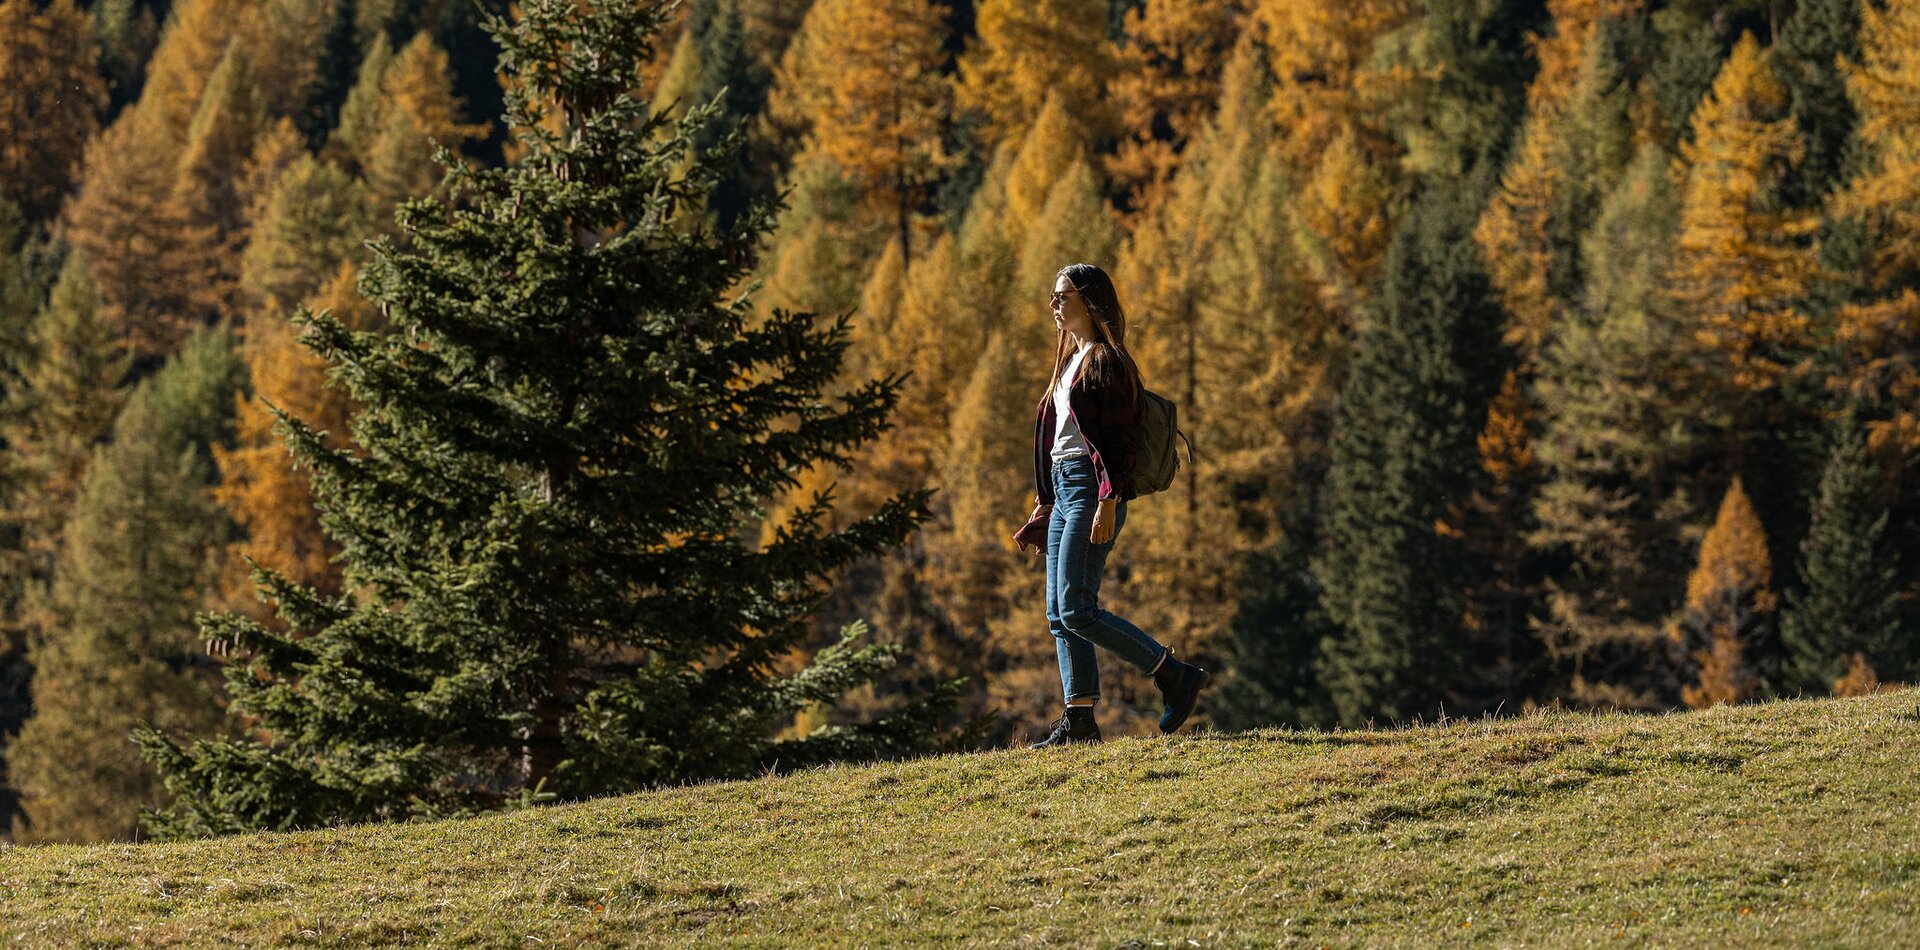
[3, 692, 1917, 946]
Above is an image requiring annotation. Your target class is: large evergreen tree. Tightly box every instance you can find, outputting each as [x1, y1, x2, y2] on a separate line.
[133, 0, 964, 839]
[1774, 0, 1860, 209]
[1778, 410, 1904, 692]
[1310, 174, 1511, 727]
[1214, 501, 1338, 731]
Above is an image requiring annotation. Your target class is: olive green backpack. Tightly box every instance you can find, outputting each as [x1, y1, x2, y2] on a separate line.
[1131, 385, 1198, 497]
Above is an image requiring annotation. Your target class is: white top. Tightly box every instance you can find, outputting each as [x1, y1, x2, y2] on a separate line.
[1049, 341, 1095, 461]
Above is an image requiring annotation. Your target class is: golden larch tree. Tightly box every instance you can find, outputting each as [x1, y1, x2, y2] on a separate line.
[953, 0, 1118, 149]
[1672, 475, 1776, 708]
[60, 0, 265, 371]
[779, 0, 951, 266]
[926, 330, 1030, 646]
[1667, 32, 1820, 405]
[1827, 0, 1920, 463]
[173, 42, 266, 321]
[0, 0, 107, 221]
[135, 0, 254, 144]
[756, 149, 888, 326]
[1002, 93, 1093, 244]
[212, 263, 371, 615]
[329, 31, 395, 169]
[357, 33, 491, 215]
[1290, 121, 1396, 321]
[1254, 0, 1415, 171]
[231, 0, 333, 120]
[1475, 3, 1642, 367]
[648, 22, 703, 121]
[61, 107, 225, 371]
[1015, 161, 1121, 311]
[1107, 0, 1243, 218]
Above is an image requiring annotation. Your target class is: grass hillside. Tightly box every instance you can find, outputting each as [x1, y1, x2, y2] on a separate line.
[4, 693, 1917, 946]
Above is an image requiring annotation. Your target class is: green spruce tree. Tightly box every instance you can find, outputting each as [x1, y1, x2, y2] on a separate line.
[133, 0, 961, 839]
[1310, 174, 1512, 727]
[1778, 410, 1904, 693]
[1775, 0, 1861, 208]
[1214, 502, 1338, 731]
[688, 0, 772, 231]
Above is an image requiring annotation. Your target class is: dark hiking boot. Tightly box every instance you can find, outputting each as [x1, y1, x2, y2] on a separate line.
[1029, 706, 1102, 748]
[1152, 651, 1211, 734]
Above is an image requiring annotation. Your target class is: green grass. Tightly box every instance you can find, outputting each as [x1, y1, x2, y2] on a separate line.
[4, 693, 1917, 946]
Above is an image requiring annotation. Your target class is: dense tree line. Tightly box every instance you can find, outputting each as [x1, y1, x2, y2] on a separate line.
[0, 0, 1914, 842]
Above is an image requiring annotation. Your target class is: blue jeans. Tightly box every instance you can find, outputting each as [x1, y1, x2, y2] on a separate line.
[1046, 453, 1171, 702]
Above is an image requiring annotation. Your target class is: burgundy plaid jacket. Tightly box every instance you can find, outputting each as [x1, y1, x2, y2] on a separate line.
[1030, 365, 1141, 506]
[1006, 355, 1136, 552]
[1012, 365, 1141, 552]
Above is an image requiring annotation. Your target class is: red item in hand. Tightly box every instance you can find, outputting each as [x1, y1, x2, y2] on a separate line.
[1012, 511, 1049, 554]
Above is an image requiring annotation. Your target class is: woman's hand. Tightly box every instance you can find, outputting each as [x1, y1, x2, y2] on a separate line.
[1090, 497, 1117, 544]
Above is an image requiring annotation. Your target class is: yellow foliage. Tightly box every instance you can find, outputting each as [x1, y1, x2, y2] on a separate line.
[1253, 0, 1415, 170]
[1683, 476, 1775, 618]
[62, 107, 225, 367]
[1003, 93, 1091, 239]
[1290, 122, 1394, 319]
[1016, 159, 1120, 308]
[1668, 33, 1820, 396]
[212, 263, 369, 612]
[176, 44, 264, 240]
[135, 0, 254, 145]
[1476, 121, 1561, 358]
[1108, 0, 1243, 216]
[954, 0, 1117, 149]
[1826, 0, 1920, 461]
[852, 238, 908, 380]
[361, 33, 490, 211]
[230, 0, 332, 120]
[647, 26, 702, 120]
[1681, 624, 1756, 708]
[1524, 0, 1645, 113]
[1477, 10, 1644, 366]
[1675, 476, 1774, 709]
[796, 0, 952, 227]
[1836, 0, 1920, 277]
[1479, 370, 1536, 487]
[1831, 653, 1882, 698]
[0, 0, 107, 220]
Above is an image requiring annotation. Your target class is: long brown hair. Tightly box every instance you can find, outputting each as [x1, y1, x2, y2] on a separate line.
[1036, 262, 1144, 414]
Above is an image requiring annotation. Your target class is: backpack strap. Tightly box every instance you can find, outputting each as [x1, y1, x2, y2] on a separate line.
[1176, 427, 1202, 465]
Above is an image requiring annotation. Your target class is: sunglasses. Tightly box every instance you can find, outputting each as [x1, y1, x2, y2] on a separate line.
[1049, 288, 1080, 307]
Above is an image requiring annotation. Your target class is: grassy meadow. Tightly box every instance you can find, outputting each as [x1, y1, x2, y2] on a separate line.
[3, 693, 1916, 946]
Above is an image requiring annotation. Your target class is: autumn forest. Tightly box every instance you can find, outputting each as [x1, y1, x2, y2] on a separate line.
[0, 0, 1914, 845]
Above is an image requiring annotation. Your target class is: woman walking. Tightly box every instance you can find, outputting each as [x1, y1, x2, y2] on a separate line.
[1011, 263, 1210, 748]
